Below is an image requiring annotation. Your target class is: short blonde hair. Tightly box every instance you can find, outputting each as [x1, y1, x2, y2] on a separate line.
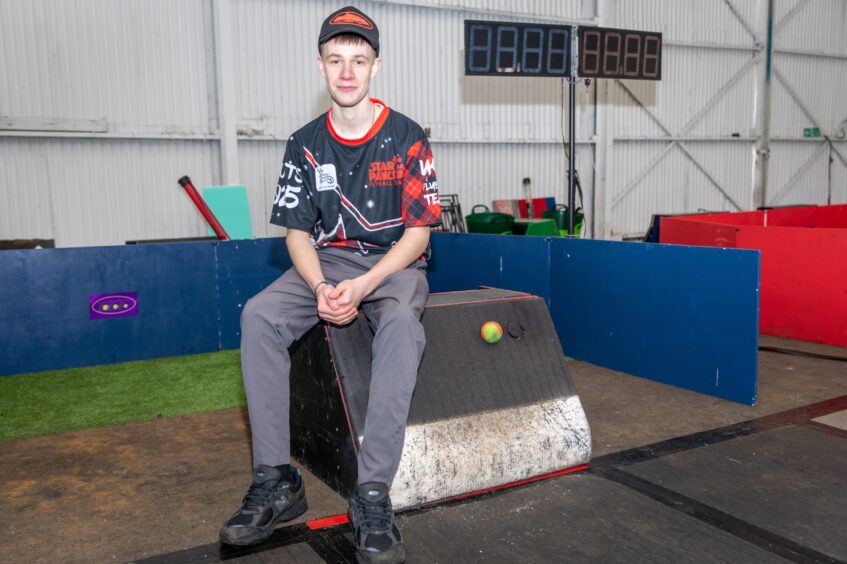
[319, 33, 376, 58]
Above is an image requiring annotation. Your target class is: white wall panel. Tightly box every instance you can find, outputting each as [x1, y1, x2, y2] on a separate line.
[0, 0, 214, 136]
[601, 0, 763, 236]
[768, 141, 835, 206]
[610, 141, 754, 236]
[775, 0, 847, 54]
[232, 0, 329, 140]
[0, 139, 55, 240]
[833, 143, 847, 204]
[609, 47, 758, 137]
[616, 0, 757, 46]
[381, 0, 588, 20]
[767, 0, 847, 208]
[770, 55, 847, 138]
[237, 140, 288, 239]
[0, 139, 220, 247]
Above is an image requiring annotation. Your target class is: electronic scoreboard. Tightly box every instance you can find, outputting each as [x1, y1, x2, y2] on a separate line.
[464, 20, 662, 80]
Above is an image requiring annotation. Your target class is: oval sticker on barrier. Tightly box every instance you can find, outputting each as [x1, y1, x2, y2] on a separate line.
[89, 292, 138, 319]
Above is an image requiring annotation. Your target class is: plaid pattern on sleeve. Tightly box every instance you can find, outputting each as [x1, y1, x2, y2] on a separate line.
[402, 139, 442, 228]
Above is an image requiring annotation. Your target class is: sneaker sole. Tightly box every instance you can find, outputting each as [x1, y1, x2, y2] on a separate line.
[219, 496, 309, 546]
[355, 543, 406, 564]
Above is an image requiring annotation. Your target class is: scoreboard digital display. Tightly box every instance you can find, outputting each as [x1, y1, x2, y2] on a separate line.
[577, 26, 662, 80]
[464, 20, 572, 77]
[463, 21, 662, 81]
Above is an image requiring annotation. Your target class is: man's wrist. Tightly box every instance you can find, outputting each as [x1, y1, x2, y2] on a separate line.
[313, 280, 330, 295]
[359, 271, 381, 296]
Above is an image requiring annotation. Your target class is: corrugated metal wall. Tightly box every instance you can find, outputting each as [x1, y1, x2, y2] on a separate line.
[768, 0, 847, 207]
[0, 0, 215, 135]
[606, 0, 761, 236]
[1, 0, 844, 246]
[0, 138, 220, 246]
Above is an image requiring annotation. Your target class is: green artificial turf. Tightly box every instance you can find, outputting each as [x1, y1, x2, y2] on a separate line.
[0, 350, 245, 441]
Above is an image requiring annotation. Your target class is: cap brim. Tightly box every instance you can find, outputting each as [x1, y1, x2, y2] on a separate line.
[318, 29, 378, 55]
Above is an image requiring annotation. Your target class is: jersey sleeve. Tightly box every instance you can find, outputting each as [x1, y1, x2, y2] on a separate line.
[270, 138, 318, 232]
[401, 137, 442, 228]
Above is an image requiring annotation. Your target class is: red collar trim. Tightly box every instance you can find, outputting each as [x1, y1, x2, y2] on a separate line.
[326, 99, 389, 146]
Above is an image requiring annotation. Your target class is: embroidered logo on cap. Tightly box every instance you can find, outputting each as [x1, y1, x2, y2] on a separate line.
[330, 11, 373, 29]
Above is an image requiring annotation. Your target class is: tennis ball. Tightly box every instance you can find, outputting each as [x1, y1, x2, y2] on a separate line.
[480, 321, 503, 344]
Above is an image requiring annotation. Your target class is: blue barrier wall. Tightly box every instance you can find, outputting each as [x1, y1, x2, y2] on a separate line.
[0, 234, 760, 404]
[0, 243, 220, 375]
[548, 238, 760, 405]
[427, 233, 550, 299]
[216, 239, 292, 349]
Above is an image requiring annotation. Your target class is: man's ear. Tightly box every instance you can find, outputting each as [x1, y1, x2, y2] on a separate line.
[317, 56, 326, 77]
[370, 57, 382, 79]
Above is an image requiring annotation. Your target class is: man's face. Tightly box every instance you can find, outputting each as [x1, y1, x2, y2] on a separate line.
[318, 38, 381, 109]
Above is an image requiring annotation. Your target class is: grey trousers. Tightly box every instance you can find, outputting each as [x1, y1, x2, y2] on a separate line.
[240, 246, 428, 486]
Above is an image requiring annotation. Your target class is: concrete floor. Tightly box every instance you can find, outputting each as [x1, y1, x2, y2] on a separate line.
[0, 336, 845, 563]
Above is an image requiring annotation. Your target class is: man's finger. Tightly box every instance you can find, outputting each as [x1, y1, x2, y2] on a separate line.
[318, 302, 354, 315]
[333, 311, 358, 326]
[336, 286, 353, 306]
[318, 305, 357, 323]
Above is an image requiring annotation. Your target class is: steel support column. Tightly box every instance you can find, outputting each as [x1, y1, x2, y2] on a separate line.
[212, 0, 239, 184]
[754, 0, 774, 208]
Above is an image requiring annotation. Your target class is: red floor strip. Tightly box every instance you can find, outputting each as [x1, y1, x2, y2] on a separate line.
[305, 464, 590, 531]
[307, 513, 349, 530]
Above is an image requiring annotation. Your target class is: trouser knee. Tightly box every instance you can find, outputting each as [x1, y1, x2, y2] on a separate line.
[379, 304, 420, 330]
[241, 294, 276, 333]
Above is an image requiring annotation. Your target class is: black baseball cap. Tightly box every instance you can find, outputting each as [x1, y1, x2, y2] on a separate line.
[318, 6, 379, 56]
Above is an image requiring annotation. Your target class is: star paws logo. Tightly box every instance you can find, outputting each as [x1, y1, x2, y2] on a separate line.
[368, 156, 406, 187]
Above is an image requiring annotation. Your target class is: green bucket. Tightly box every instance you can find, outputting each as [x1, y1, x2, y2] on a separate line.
[465, 205, 515, 235]
[542, 205, 584, 235]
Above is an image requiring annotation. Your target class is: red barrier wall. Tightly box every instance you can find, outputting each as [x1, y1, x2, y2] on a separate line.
[660, 218, 739, 248]
[661, 205, 847, 348]
[765, 205, 847, 228]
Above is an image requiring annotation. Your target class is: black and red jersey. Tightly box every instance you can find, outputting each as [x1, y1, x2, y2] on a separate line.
[271, 99, 442, 254]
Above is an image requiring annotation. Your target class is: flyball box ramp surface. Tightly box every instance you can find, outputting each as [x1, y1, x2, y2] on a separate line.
[290, 288, 592, 509]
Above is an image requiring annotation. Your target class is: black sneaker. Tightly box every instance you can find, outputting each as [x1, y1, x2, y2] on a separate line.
[348, 482, 405, 564]
[219, 465, 308, 546]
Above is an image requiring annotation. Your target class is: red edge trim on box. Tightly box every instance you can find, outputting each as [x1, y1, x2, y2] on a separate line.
[434, 464, 590, 505]
[305, 464, 589, 530]
[323, 326, 360, 458]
